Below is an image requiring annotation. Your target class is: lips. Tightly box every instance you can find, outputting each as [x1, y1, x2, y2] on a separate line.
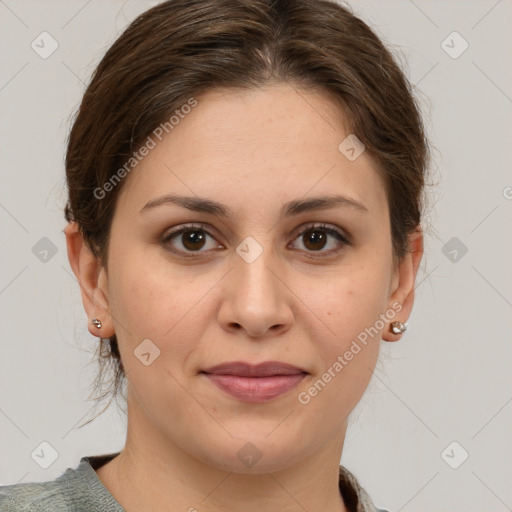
[201, 361, 308, 403]
[202, 361, 307, 377]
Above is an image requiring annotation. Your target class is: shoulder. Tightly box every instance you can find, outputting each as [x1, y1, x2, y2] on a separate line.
[0, 478, 71, 512]
[338, 464, 392, 512]
[0, 453, 122, 512]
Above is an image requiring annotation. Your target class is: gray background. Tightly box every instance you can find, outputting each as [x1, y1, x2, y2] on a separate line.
[1, 1, 511, 511]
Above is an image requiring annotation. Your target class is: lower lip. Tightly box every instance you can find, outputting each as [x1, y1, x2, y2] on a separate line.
[203, 373, 307, 403]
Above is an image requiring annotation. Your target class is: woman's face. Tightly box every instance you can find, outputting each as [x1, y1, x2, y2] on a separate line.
[85, 83, 417, 472]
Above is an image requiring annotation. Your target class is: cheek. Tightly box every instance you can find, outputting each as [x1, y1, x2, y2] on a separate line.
[304, 262, 390, 348]
[293, 268, 389, 416]
[108, 242, 174, 331]
[107, 250, 216, 371]
[295, 277, 386, 424]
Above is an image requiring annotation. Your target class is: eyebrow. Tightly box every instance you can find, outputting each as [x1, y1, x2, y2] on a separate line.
[140, 193, 368, 219]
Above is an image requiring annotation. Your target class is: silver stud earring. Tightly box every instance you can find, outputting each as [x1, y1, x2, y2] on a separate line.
[91, 318, 102, 329]
[390, 321, 407, 334]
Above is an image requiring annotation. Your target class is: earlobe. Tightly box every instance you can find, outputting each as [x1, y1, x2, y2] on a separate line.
[382, 227, 424, 342]
[64, 222, 116, 338]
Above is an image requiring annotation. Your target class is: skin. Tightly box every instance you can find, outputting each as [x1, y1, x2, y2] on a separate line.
[65, 83, 423, 512]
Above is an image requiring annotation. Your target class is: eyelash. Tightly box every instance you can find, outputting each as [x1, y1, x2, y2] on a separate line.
[161, 222, 351, 259]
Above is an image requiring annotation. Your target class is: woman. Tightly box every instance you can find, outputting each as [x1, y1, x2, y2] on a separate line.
[0, 0, 429, 510]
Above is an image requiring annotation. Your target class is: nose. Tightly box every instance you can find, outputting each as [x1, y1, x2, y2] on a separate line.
[217, 247, 294, 338]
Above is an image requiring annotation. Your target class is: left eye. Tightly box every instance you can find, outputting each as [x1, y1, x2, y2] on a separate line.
[161, 223, 350, 257]
[290, 223, 350, 255]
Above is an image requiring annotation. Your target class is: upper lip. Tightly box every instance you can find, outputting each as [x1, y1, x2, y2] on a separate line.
[201, 361, 307, 377]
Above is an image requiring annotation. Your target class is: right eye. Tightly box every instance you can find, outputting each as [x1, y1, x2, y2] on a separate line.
[161, 223, 224, 257]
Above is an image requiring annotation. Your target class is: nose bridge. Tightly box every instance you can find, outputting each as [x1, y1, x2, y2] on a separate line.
[219, 233, 293, 336]
[233, 234, 281, 306]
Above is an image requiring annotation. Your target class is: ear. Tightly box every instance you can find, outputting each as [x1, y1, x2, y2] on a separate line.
[64, 222, 115, 338]
[382, 226, 424, 342]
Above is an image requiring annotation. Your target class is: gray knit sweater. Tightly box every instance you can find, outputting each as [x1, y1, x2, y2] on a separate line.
[0, 453, 390, 511]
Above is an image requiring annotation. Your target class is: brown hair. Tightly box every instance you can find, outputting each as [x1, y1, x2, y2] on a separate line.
[64, 0, 432, 414]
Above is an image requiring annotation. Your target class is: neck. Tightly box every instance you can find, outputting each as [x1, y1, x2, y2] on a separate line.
[96, 397, 350, 512]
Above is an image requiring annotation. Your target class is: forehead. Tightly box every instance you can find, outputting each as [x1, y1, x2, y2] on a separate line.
[117, 83, 388, 221]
